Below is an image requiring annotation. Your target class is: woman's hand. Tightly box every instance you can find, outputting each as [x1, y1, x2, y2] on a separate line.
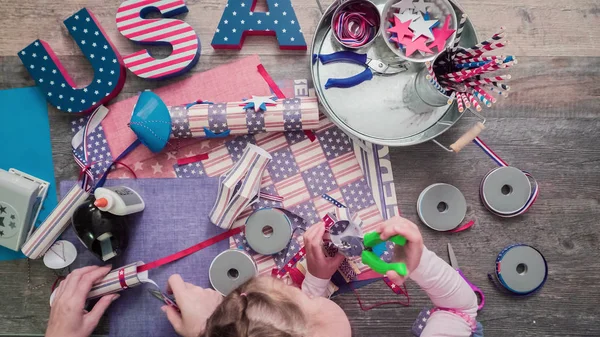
[377, 216, 424, 285]
[162, 274, 223, 337]
[303, 223, 345, 280]
[46, 265, 119, 337]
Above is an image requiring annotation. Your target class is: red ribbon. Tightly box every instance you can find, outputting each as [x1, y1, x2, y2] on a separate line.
[118, 268, 128, 290]
[176, 153, 209, 166]
[450, 220, 475, 233]
[257, 64, 286, 99]
[136, 227, 243, 273]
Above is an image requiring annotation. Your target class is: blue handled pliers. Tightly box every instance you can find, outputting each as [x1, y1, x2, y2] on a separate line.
[316, 51, 407, 89]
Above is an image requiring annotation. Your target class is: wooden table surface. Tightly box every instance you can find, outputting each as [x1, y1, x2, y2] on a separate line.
[1, 0, 599, 336]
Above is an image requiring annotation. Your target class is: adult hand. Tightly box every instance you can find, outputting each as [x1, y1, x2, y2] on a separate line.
[303, 223, 345, 280]
[377, 216, 424, 285]
[46, 265, 119, 337]
[162, 274, 223, 337]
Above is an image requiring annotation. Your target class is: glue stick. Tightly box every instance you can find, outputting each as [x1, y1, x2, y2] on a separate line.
[93, 186, 145, 216]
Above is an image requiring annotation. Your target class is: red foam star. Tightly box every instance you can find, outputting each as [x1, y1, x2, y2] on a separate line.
[399, 35, 433, 57]
[387, 16, 413, 41]
[427, 14, 456, 52]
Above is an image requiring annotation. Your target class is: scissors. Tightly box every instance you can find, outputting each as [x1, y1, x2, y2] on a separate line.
[316, 51, 407, 89]
[448, 243, 485, 310]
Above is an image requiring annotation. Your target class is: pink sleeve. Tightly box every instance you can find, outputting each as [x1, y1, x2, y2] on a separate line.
[301, 270, 330, 298]
[409, 247, 478, 337]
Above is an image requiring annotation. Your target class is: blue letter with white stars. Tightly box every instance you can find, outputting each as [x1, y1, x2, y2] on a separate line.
[18, 8, 126, 114]
[211, 0, 306, 50]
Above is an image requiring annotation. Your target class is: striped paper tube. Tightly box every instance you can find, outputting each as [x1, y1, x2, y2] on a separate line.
[474, 86, 497, 103]
[22, 184, 90, 259]
[472, 88, 492, 107]
[209, 144, 271, 229]
[451, 14, 468, 56]
[455, 55, 503, 64]
[88, 262, 146, 299]
[491, 27, 506, 40]
[480, 41, 508, 53]
[469, 33, 506, 51]
[487, 85, 508, 97]
[426, 75, 447, 94]
[464, 75, 511, 87]
[455, 61, 490, 69]
[491, 81, 511, 91]
[458, 60, 503, 81]
[466, 93, 482, 111]
[459, 93, 471, 108]
[457, 93, 464, 112]
[173, 97, 320, 139]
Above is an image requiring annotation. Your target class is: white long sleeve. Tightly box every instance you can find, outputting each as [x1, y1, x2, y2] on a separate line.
[301, 270, 330, 298]
[409, 247, 478, 337]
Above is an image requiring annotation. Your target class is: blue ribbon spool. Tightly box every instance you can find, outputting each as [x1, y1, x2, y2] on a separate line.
[489, 244, 548, 296]
[129, 91, 172, 153]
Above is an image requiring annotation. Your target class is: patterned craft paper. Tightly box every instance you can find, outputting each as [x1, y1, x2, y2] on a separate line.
[69, 60, 400, 285]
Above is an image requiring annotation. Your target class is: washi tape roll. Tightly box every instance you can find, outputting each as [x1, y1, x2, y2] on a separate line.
[491, 244, 547, 295]
[417, 183, 467, 231]
[480, 166, 531, 216]
[245, 208, 292, 255]
[209, 249, 258, 296]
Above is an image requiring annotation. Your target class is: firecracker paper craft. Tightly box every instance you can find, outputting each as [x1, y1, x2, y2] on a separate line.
[18, 8, 126, 114]
[116, 0, 201, 80]
[211, 0, 307, 50]
[87, 262, 146, 299]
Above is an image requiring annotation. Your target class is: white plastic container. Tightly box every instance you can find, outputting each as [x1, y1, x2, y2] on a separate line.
[93, 186, 145, 216]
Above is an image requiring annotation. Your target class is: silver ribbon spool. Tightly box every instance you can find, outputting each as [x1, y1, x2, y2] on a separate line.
[481, 166, 531, 215]
[494, 245, 547, 295]
[209, 249, 258, 296]
[245, 208, 292, 255]
[417, 183, 467, 231]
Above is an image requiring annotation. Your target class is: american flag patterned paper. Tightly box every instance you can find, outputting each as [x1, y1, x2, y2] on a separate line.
[116, 0, 201, 79]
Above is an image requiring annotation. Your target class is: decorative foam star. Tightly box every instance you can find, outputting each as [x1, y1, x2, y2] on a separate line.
[388, 16, 414, 41]
[427, 15, 456, 51]
[413, 0, 430, 14]
[409, 13, 438, 40]
[392, 0, 415, 13]
[394, 9, 420, 23]
[243, 95, 277, 112]
[399, 35, 433, 56]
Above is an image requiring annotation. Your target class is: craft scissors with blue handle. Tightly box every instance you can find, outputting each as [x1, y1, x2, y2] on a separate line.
[448, 243, 485, 311]
[317, 51, 407, 89]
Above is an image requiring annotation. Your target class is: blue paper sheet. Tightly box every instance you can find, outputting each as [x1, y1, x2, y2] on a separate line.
[0, 87, 58, 260]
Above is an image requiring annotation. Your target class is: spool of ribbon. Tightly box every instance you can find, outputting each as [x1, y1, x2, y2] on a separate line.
[473, 137, 539, 217]
[333, 6, 379, 48]
[488, 244, 547, 296]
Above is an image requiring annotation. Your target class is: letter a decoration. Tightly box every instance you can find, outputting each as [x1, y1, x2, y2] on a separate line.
[212, 0, 307, 50]
[18, 8, 126, 114]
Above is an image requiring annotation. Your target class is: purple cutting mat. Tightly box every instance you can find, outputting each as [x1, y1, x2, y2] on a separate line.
[60, 177, 226, 337]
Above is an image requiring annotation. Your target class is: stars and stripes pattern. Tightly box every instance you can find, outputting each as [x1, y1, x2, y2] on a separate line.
[116, 0, 200, 79]
[72, 116, 114, 182]
[211, 0, 307, 50]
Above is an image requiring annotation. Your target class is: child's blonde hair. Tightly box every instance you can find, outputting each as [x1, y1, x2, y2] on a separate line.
[201, 276, 308, 337]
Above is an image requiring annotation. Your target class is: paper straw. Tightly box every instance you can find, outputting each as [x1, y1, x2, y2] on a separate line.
[469, 33, 506, 51]
[457, 93, 464, 112]
[447, 92, 456, 105]
[486, 85, 509, 97]
[466, 93, 482, 111]
[472, 88, 492, 107]
[464, 75, 511, 87]
[455, 61, 490, 69]
[455, 55, 503, 64]
[474, 86, 497, 103]
[491, 27, 506, 40]
[451, 14, 468, 57]
[459, 93, 471, 108]
[480, 40, 508, 52]
[427, 74, 447, 94]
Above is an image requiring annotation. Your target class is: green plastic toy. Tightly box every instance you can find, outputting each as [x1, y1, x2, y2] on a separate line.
[360, 231, 408, 276]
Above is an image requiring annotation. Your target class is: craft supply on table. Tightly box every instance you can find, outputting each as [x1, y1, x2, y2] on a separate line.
[43, 240, 78, 270]
[72, 196, 129, 262]
[94, 186, 145, 216]
[417, 183, 467, 231]
[244, 208, 292, 255]
[488, 244, 547, 296]
[0, 169, 49, 252]
[448, 243, 485, 310]
[311, 0, 478, 146]
[381, 0, 457, 61]
[209, 249, 258, 296]
[316, 51, 407, 89]
[331, 0, 381, 49]
[0, 87, 58, 261]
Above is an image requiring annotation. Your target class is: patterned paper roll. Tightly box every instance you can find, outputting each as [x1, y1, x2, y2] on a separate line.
[170, 97, 320, 139]
[88, 261, 147, 299]
[209, 144, 271, 230]
[22, 184, 90, 259]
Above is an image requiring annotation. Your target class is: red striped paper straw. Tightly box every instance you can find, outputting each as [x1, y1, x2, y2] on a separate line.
[469, 33, 506, 51]
[455, 60, 503, 82]
[487, 85, 508, 97]
[459, 93, 471, 108]
[474, 85, 497, 103]
[464, 75, 511, 87]
[455, 55, 503, 64]
[472, 88, 492, 107]
[491, 27, 506, 40]
[466, 93, 482, 111]
[481, 40, 508, 52]
[456, 93, 464, 112]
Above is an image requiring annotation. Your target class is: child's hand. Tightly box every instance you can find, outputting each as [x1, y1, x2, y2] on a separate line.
[162, 274, 222, 337]
[304, 223, 346, 280]
[377, 216, 424, 285]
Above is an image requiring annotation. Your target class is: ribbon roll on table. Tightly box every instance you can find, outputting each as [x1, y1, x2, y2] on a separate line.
[129, 91, 320, 153]
[480, 166, 533, 217]
[209, 249, 258, 296]
[209, 144, 272, 230]
[417, 183, 467, 231]
[489, 244, 547, 296]
[245, 208, 292, 255]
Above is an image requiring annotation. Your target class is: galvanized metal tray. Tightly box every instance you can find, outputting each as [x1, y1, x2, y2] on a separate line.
[311, 0, 478, 146]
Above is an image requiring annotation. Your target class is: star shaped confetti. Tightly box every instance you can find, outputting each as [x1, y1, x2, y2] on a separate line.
[9, 222, 16, 229]
[392, 0, 415, 13]
[394, 9, 420, 23]
[388, 16, 414, 41]
[412, 0, 430, 14]
[400, 35, 432, 56]
[243, 95, 277, 112]
[409, 13, 437, 40]
[428, 15, 455, 51]
[0, 205, 5, 214]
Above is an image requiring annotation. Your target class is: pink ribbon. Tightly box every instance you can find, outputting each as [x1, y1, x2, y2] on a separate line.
[334, 11, 377, 48]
